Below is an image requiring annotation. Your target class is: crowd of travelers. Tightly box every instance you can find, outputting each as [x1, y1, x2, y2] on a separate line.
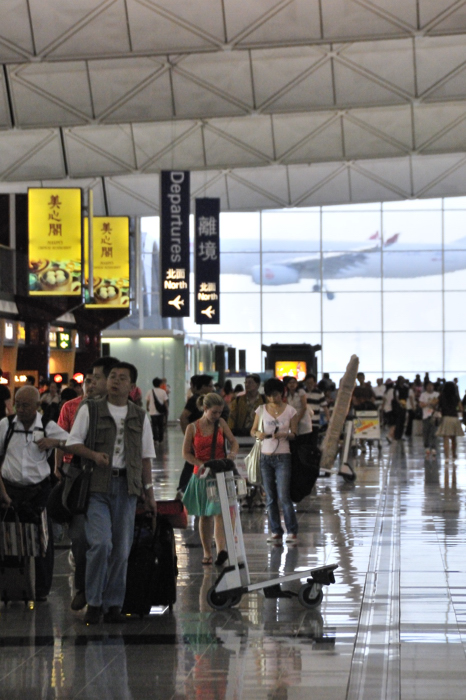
[0, 361, 464, 624]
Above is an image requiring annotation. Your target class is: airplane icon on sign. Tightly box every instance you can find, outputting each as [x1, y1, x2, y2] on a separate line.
[168, 295, 184, 311]
[201, 306, 215, 319]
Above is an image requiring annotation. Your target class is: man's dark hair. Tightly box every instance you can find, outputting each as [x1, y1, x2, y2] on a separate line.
[111, 361, 138, 384]
[264, 377, 285, 397]
[85, 368, 94, 376]
[152, 377, 162, 388]
[246, 374, 261, 386]
[92, 356, 119, 378]
[305, 373, 316, 381]
[193, 375, 213, 392]
[26, 375, 35, 385]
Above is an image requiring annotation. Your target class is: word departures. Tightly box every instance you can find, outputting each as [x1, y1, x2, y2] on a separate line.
[160, 171, 190, 317]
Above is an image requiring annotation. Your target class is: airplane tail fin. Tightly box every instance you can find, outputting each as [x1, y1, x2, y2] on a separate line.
[384, 233, 399, 246]
[369, 232, 380, 240]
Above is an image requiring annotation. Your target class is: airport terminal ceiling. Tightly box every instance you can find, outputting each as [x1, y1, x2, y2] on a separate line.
[2, 1, 466, 212]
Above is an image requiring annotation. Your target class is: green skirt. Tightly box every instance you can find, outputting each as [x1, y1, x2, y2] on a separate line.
[182, 473, 221, 517]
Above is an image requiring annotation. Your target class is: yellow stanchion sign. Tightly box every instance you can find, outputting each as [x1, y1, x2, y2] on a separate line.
[28, 188, 82, 296]
[84, 217, 130, 308]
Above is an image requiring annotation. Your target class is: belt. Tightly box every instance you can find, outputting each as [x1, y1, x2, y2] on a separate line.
[111, 468, 127, 477]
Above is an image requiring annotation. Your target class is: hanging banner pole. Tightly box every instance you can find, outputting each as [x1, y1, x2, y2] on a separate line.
[88, 189, 94, 303]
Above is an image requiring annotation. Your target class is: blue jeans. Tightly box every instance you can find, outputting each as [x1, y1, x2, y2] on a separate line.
[260, 453, 298, 536]
[84, 477, 137, 610]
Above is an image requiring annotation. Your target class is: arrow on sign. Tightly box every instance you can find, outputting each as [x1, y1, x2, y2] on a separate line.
[201, 306, 215, 319]
[168, 295, 184, 311]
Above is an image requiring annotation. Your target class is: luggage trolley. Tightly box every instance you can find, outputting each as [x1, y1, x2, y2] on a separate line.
[352, 410, 382, 458]
[204, 459, 338, 611]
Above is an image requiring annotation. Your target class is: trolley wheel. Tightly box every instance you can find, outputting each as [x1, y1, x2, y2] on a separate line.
[298, 583, 323, 610]
[207, 586, 236, 610]
[229, 594, 242, 607]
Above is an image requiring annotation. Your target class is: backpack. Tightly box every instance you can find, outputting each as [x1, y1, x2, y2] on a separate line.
[1, 414, 54, 471]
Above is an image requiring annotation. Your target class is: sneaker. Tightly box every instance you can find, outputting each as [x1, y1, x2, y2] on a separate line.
[71, 590, 87, 611]
[103, 606, 126, 624]
[84, 605, 102, 625]
[287, 534, 298, 545]
[267, 533, 283, 543]
[431, 449, 437, 456]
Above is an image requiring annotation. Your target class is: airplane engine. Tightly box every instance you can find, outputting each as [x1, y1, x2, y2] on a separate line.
[251, 265, 300, 285]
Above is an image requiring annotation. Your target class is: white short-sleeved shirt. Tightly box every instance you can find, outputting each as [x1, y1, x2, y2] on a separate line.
[287, 389, 313, 435]
[0, 413, 69, 485]
[256, 404, 297, 455]
[419, 391, 439, 420]
[145, 388, 168, 416]
[66, 402, 156, 468]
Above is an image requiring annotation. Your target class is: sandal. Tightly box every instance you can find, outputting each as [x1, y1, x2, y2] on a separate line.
[202, 556, 213, 566]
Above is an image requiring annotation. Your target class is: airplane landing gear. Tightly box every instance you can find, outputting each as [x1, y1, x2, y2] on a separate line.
[313, 282, 335, 300]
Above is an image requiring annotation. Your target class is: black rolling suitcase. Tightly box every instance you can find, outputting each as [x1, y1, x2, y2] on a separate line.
[0, 505, 42, 606]
[290, 441, 321, 503]
[122, 512, 178, 617]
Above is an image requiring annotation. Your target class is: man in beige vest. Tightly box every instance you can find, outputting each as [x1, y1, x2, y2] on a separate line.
[66, 362, 157, 624]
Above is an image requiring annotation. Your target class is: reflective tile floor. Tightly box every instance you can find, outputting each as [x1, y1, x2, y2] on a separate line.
[1, 429, 466, 699]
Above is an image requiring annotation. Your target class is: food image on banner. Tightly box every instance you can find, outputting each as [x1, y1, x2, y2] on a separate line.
[84, 217, 130, 308]
[28, 188, 82, 296]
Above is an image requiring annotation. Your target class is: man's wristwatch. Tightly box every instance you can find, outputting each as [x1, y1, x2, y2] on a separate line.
[57, 440, 66, 449]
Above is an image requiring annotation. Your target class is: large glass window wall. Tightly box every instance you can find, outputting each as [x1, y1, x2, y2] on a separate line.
[132, 197, 466, 382]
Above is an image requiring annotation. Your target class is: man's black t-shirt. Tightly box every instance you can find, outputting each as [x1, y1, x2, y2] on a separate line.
[0, 385, 11, 420]
[184, 394, 202, 424]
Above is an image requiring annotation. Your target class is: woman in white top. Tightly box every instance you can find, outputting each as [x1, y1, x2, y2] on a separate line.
[284, 376, 313, 442]
[250, 378, 299, 545]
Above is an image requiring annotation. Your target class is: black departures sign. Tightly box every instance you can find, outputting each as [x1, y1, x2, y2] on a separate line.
[195, 198, 220, 325]
[160, 171, 190, 317]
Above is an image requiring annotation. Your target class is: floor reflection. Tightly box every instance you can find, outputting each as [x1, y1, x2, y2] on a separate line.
[1, 429, 466, 698]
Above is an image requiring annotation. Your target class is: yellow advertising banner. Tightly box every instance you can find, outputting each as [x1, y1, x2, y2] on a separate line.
[28, 188, 82, 296]
[84, 217, 130, 308]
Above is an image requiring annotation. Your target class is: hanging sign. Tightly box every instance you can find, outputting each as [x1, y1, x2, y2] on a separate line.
[84, 217, 130, 308]
[160, 171, 190, 317]
[28, 188, 82, 296]
[195, 198, 220, 325]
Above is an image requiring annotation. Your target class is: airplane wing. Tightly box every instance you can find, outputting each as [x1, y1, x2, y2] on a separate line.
[280, 244, 379, 279]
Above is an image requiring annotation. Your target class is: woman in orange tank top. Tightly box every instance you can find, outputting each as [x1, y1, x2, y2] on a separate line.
[182, 393, 239, 566]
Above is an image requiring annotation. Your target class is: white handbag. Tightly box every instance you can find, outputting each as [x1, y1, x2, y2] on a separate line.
[244, 406, 263, 485]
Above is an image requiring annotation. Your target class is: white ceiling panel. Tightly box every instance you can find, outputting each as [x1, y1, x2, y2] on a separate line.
[353, 157, 412, 195]
[204, 116, 274, 167]
[0, 128, 64, 180]
[133, 121, 206, 174]
[88, 57, 173, 123]
[414, 103, 466, 150]
[64, 125, 136, 176]
[252, 46, 334, 111]
[126, 0, 225, 53]
[0, 0, 34, 61]
[106, 174, 159, 215]
[293, 166, 351, 207]
[0, 72, 11, 128]
[191, 170, 228, 204]
[343, 120, 408, 160]
[415, 36, 466, 98]
[172, 52, 254, 118]
[321, 0, 412, 38]
[411, 153, 466, 195]
[224, 0, 322, 46]
[336, 40, 415, 96]
[350, 168, 406, 202]
[28, 0, 130, 58]
[9, 62, 93, 127]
